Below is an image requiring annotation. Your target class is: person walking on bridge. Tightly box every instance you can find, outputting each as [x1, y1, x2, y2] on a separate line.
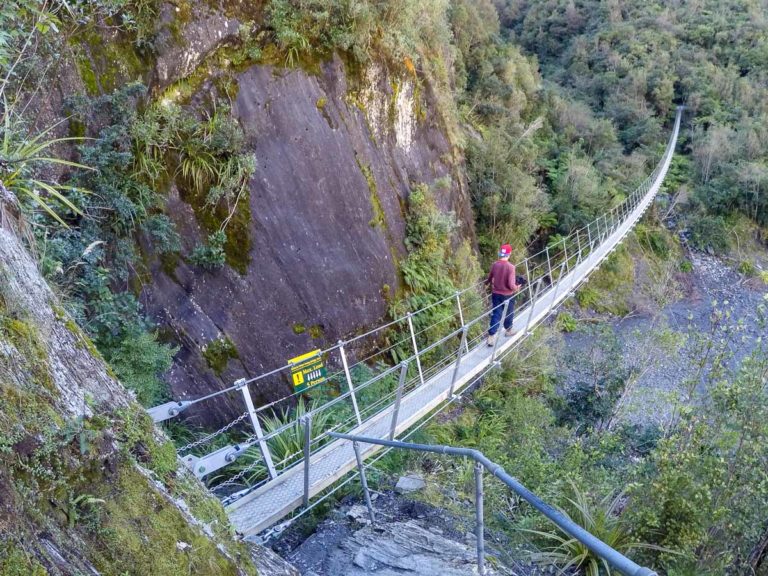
[486, 244, 521, 346]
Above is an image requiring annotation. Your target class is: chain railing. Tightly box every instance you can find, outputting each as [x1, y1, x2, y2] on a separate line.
[149, 107, 683, 510]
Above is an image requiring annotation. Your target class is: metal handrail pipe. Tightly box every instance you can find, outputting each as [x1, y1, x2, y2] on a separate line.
[328, 432, 657, 576]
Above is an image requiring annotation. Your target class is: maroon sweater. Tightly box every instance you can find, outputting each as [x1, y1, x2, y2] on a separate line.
[486, 260, 519, 296]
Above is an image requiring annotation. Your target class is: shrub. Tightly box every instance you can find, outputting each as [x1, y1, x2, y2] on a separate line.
[738, 260, 755, 276]
[689, 214, 729, 254]
[108, 329, 177, 406]
[636, 224, 671, 259]
[190, 231, 227, 270]
[555, 311, 578, 332]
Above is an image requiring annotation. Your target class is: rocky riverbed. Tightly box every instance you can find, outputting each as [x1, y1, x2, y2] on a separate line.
[559, 249, 767, 428]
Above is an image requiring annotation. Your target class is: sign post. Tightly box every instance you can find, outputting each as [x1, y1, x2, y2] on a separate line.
[289, 349, 327, 392]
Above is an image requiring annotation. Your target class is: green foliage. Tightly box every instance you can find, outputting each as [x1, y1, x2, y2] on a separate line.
[555, 311, 578, 332]
[190, 231, 227, 271]
[34, 83, 255, 403]
[524, 480, 667, 575]
[215, 398, 335, 488]
[689, 213, 729, 254]
[636, 223, 671, 259]
[555, 325, 631, 431]
[628, 306, 768, 573]
[132, 101, 255, 214]
[738, 259, 755, 276]
[266, 0, 449, 64]
[575, 244, 635, 315]
[1, 99, 87, 225]
[108, 330, 177, 405]
[0, 544, 47, 576]
[388, 182, 482, 362]
[502, 0, 768, 228]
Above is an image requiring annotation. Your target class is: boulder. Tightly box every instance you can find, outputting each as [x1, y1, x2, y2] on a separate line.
[395, 475, 426, 494]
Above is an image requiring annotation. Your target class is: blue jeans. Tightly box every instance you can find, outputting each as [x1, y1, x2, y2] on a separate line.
[489, 293, 515, 336]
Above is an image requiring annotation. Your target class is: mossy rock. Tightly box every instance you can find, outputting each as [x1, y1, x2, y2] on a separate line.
[202, 336, 240, 376]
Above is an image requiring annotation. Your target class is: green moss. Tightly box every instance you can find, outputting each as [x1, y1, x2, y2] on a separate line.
[292, 323, 306, 335]
[356, 158, 386, 229]
[71, 28, 151, 96]
[202, 337, 240, 376]
[316, 97, 327, 109]
[59, 313, 105, 363]
[388, 79, 401, 127]
[113, 407, 177, 481]
[308, 324, 324, 339]
[160, 251, 181, 278]
[1, 314, 55, 394]
[178, 181, 252, 276]
[86, 465, 247, 576]
[0, 545, 47, 576]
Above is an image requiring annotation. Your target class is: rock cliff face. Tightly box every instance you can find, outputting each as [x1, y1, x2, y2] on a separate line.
[138, 9, 474, 421]
[0, 224, 277, 574]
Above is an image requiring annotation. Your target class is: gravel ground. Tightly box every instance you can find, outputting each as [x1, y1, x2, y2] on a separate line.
[560, 249, 767, 427]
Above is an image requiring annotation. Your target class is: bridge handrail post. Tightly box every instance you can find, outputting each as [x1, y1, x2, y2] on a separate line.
[454, 291, 470, 354]
[491, 298, 510, 363]
[339, 342, 363, 426]
[550, 262, 568, 307]
[329, 432, 659, 576]
[475, 461, 485, 575]
[562, 236, 568, 272]
[449, 326, 470, 397]
[524, 280, 541, 335]
[352, 441, 376, 524]
[576, 230, 583, 263]
[389, 361, 410, 440]
[407, 312, 425, 386]
[238, 380, 278, 480]
[545, 245, 553, 282]
[522, 258, 533, 307]
[302, 414, 312, 506]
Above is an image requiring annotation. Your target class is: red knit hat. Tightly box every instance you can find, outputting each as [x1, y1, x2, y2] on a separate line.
[499, 244, 512, 258]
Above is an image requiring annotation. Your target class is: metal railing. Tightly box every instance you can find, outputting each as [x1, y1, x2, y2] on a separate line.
[148, 107, 683, 512]
[330, 432, 657, 576]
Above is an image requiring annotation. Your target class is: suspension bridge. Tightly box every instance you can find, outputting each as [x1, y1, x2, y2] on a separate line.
[149, 108, 682, 557]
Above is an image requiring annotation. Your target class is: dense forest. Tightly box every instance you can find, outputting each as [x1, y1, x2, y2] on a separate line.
[1, 0, 767, 574]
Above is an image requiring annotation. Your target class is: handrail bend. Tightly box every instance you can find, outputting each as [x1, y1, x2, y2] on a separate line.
[330, 432, 657, 576]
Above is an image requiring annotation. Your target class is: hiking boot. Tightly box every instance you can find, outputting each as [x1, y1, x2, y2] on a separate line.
[505, 328, 518, 337]
[486, 334, 496, 347]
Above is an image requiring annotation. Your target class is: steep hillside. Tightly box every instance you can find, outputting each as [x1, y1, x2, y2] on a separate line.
[0, 224, 266, 574]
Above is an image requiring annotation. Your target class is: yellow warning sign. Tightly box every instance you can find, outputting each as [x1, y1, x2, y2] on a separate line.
[288, 349, 327, 392]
